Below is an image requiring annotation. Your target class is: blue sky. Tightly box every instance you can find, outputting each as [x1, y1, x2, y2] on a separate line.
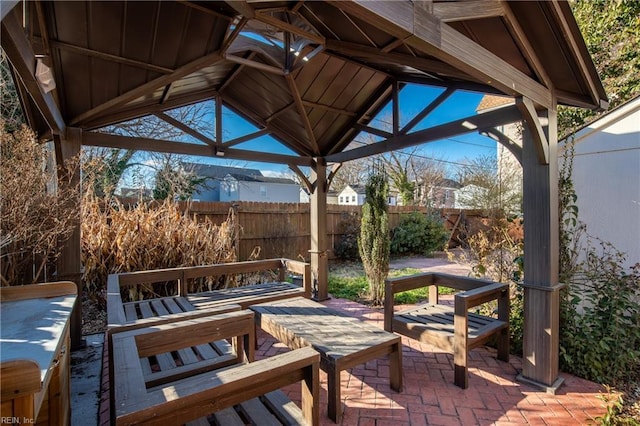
[192, 83, 497, 177]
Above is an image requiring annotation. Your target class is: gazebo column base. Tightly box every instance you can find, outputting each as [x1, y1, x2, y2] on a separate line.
[516, 373, 564, 395]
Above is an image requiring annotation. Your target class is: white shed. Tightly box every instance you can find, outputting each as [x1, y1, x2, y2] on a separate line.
[561, 95, 640, 269]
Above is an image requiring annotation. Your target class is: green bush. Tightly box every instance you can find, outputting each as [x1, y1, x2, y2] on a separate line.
[391, 212, 449, 257]
[334, 211, 360, 260]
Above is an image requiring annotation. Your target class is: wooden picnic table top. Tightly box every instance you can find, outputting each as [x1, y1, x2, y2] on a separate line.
[250, 297, 399, 359]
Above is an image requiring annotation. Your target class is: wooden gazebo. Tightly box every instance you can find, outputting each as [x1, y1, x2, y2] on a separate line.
[1, 0, 606, 392]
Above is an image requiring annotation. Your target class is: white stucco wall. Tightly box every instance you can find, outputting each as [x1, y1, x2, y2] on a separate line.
[563, 97, 640, 269]
[220, 178, 300, 202]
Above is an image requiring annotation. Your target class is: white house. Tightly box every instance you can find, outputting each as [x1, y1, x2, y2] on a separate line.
[186, 163, 262, 202]
[337, 185, 398, 206]
[454, 184, 489, 209]
[220, 173, 300, 203]
[560, 95, 640, 269]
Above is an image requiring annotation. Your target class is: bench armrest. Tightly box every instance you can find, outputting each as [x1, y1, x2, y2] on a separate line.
[282, 258, 312, 298]
[115, 346, 320, 426]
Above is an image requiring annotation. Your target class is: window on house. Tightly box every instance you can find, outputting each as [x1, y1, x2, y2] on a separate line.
[260, 185, 267, 197]
[339, 196, 343, 203]
[351, 195, 356, 202]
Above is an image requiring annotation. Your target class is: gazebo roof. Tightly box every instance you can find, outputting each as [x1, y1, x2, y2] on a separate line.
[2, 0, 606, 165]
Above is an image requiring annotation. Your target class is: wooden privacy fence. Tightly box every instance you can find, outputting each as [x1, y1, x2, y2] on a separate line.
[178, 201, 489, 261]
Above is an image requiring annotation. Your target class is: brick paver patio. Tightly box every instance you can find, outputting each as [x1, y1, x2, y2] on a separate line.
[99, 296, 608, 425]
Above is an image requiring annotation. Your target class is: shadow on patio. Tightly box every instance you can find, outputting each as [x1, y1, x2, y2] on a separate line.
[96, 295, 608, 426]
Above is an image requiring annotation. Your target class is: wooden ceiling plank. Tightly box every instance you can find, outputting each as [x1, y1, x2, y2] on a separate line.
[327, 0, 414, 40]
[70, 51, 223, 126]
[286, 74, 320, 154]
[516, 96, 549, 164]
[224, 54, 285, 75]
[400, 87, 454, 134]
[325, 104, 522, 163]
[177, 1, 234, 21]
[432, 1, 505, 22]
[500, 1, 552, 89]
[266, 102, 295, 123]
[547, 1, 605, 109]
[223, 128, 270, 148]
[224, 0, 255, 19]
[50, 40, 174, 74]
[1, 10, 65, 134]
[153, 111, 215, 146]
[301, 100, 356, 117]
[254, 12, 325, 45]
[338, 8, 378, 48]
[325, 39, 469, 80]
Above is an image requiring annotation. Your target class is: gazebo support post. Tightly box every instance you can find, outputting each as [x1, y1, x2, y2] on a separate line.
[310, 158, 329, 301]
[519, 106, 564, 393]
[54, 127, 85, 350]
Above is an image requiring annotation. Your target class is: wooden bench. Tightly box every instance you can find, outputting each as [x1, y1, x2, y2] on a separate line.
[384, 272, 509, 389]
[108, 258, 311, 328]
[251, 297, 403, 423]
[110, 311, 320, 425]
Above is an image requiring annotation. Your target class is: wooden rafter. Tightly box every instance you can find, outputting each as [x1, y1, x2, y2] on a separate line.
[285, 74, 320, 154]
[330, 1, 553, 109]
[223, 129, 270, 148]
[326, 104, 522, 163]
[219, 51, 256, 93]
[70, 52, 223, 126]
[224, 54, 285, 75]
[153, 111, 215, 146]
[301, 100, 356, 117]
[354, 124, 393, 139]
[221, 17, 248, 54]
[266, 102, 295, 123]
[1, 10, 65, 134]
[215, 95, 223, 145]
[400, 87, 454, 134]
[254, 11, 325, 45]
[82, 89, 218, 131]
[516, 96, 549, 164]
[481, 128, 523, 165]
[392, 80, 400, 135]
[224, 0, 254, 19]
[325, 39, 468, 80]
[223, 97, 314, 157]
[83, 131, 314, 167]
[432, 1, 505, 22]
[326, 163, 342, 189]
[500, 1, 552, 89]
[50, 40, 174, 74]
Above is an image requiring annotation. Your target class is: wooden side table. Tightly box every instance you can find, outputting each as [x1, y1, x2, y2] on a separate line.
[0, 282, 77, 426]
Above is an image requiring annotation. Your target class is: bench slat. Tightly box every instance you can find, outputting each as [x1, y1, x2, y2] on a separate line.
[237, 398, 281, 426]
[211, 407, 244, 426]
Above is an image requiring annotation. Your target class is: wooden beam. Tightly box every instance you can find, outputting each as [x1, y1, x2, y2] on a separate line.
[326, 162, 341, 189]
[286, 74, 320, 154]
[223, 128, 270, 148]
[1, 11, 66, 134]
[221, 17, 247, 54]
[301, 100, 356, 117]
[82, 89, 218, 130]
[219, 52, 255, 93]
[326, 104, 522, 163]
[433, 1, 505, 22]
[330, 1, 553, 109]
[400, 87, 454, 134]
[266, 102, 295, 123]
[354, 124, 393, 139]
[392, 79, 400, 135]
[325, 39, 469, 80]
[289, 164, 313, 193]
[215, 95, 223, 145]
[50, 40, 174, 74]
[255, 12, 325, 45]
[500, 2, 552, 89]
[224, 54, 285, 75]
[153, 111, 215, 146]
[516, 96, 549, 164]
[224, 0, 254, 18]
[481, 128, 522, 165]
[82, 131, 314, 167]
[70, 51, 223, 126]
